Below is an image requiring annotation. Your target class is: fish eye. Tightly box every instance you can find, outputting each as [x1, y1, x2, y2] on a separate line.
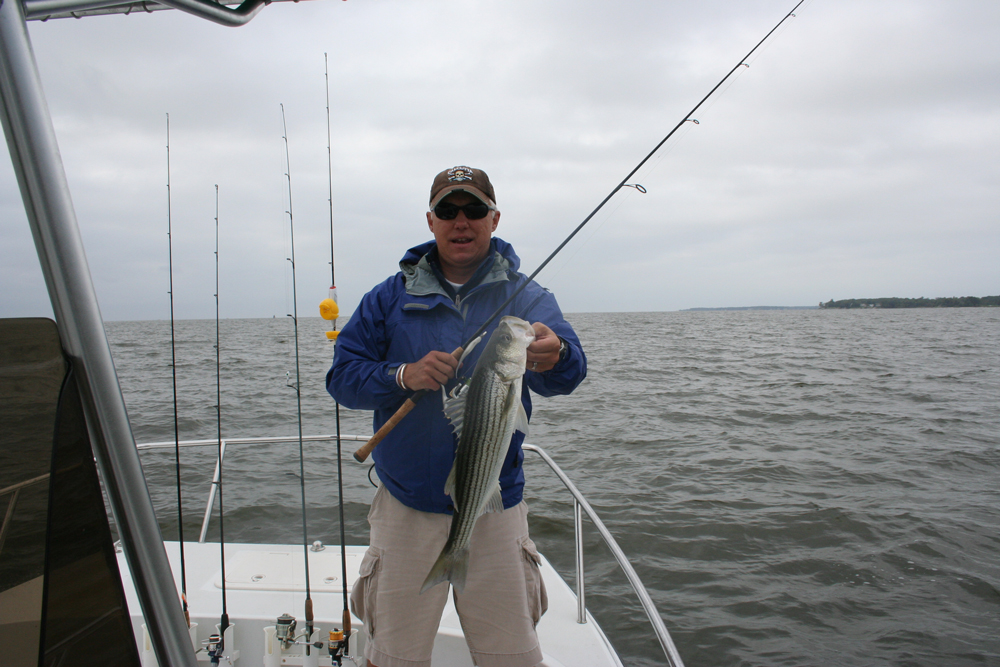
[502, 333, 511, 342]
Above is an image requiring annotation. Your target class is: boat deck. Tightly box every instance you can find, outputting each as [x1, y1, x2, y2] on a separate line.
[118, 541, 623, 666]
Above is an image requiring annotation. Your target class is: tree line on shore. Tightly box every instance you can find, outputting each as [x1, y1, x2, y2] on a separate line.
[820, 296, 1000, 309]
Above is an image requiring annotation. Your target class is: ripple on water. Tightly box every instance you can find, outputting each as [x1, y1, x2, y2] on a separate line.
[108, 310, 1000, 667]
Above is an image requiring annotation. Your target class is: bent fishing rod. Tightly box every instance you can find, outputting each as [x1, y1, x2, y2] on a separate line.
[354, 0, 805, 463]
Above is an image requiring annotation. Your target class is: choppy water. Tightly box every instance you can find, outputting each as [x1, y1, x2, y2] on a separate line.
[107, 308, 1000, 667]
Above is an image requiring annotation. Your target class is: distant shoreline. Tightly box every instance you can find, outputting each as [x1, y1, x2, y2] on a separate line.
[681, 306, 818, 312]
[820, 296, 999, 309]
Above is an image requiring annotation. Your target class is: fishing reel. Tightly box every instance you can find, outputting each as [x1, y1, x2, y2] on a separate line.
[204, 633, 223, 665]
[265, 613, 360, 666]
[274, 613, 326, 651]
[328, 627, 351, 665]
[198, 620, 238, 666]
[274, 613, 297, 650]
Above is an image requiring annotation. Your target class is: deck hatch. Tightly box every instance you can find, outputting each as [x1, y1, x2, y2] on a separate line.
[216, 549, 363, 592]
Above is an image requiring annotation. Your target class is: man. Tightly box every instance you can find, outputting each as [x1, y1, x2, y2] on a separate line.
[327, 166, 586, 667]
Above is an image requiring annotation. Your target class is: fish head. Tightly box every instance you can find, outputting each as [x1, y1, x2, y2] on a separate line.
[488, 316, 535, 381]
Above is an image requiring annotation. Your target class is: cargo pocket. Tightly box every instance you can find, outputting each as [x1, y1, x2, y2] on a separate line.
[350, 546, 383, 639]
[519, 536, 548, 628]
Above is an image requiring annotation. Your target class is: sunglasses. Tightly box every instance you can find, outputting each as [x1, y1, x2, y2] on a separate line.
[432, 201, 493, 221]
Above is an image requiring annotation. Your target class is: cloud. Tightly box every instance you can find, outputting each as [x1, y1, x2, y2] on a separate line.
[2, 0, 997, 321]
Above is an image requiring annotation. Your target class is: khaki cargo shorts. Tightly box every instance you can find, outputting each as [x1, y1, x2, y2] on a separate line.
[350, 485, 548, 667]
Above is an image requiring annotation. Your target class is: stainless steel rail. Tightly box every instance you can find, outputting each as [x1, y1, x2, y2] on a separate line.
[140, 0, 267, 26]
[24, 0, 271, 25]
[136, 434, 370, 451]
[136, 434, 369, 542]
[0, 472, 51, 498]
[522, 443, 685, 667]
[0, 0, 286, 661]
[137, 435, 685, 666]
[0, 473, 51, 555]
[199, 438, 228, 543]
[0, 1, 196, 663]
[23, 0, 149, 18]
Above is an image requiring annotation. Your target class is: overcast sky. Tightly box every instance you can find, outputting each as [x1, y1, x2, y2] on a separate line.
[2, 0, 997, 320]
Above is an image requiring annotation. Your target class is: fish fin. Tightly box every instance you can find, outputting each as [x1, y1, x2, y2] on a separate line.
[420, 546, 470, 594]
[444, 461, 458, 509]
[484, 482, 505, 514]
[514, 401, 529, 436]
[505, 378, 529, 436]
[442, 383, 468, 440]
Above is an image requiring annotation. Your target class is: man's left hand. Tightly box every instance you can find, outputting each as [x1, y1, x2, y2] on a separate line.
[526, 322, 561, 373]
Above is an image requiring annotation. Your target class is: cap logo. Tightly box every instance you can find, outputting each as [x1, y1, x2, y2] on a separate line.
[447, 166, 474, 182]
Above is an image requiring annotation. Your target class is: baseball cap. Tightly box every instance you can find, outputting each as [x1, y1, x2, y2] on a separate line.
[428, 166, 497, 209]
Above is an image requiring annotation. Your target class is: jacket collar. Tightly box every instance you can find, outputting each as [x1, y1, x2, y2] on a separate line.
[400, 237, 519, 298]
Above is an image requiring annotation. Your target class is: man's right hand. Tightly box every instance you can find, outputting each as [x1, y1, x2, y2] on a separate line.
[402, 350, 459, 391]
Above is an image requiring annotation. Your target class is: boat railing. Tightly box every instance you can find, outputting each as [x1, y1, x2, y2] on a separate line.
[136, 434, 370, 544]
[136, 435, 683, 667]
[521, 444, 684, 667]
[0, 473, 51, 556]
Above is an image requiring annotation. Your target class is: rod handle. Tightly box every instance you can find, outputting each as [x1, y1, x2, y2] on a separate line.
[352, 393, 423, 462]
[352, 346, 464, 463]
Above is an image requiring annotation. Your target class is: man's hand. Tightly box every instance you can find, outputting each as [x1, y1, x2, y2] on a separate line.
[526, 322, 561, 373]
[402, 350, 459, 391]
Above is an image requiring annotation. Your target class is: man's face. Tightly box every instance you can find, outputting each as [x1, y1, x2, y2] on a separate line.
[426, 192, 500, 281]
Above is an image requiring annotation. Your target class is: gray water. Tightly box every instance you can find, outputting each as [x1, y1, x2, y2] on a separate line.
[107, 308, 1000, 667]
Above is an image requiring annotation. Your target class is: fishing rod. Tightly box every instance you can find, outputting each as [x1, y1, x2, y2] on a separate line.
[166, 112, 189, 628]
[212, 183, 230, 657]
[353, 0, 806, 463]
[318, 52, 353, 658]
[319, 53, 341, 343]
[280, 103, 316, 652]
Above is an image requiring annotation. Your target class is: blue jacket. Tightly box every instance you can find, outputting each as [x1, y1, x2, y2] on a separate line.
[327, 237, 586, 514]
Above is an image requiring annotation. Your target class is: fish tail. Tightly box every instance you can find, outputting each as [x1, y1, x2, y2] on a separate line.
[420, 546, 470, 594]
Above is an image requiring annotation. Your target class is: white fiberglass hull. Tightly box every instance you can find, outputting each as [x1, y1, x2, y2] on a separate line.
[118, 541, 623, 667]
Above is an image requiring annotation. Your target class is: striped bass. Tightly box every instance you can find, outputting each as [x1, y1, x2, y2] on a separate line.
[421, 316, 535, 593]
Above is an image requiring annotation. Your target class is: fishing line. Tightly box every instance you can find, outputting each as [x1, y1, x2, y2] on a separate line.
[354, 0, 806, 462]
[280, 103, 315, 647]
[323, 52, 353, 647]
[166, 112, 189, 627]
[214, 183, 230, 642]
